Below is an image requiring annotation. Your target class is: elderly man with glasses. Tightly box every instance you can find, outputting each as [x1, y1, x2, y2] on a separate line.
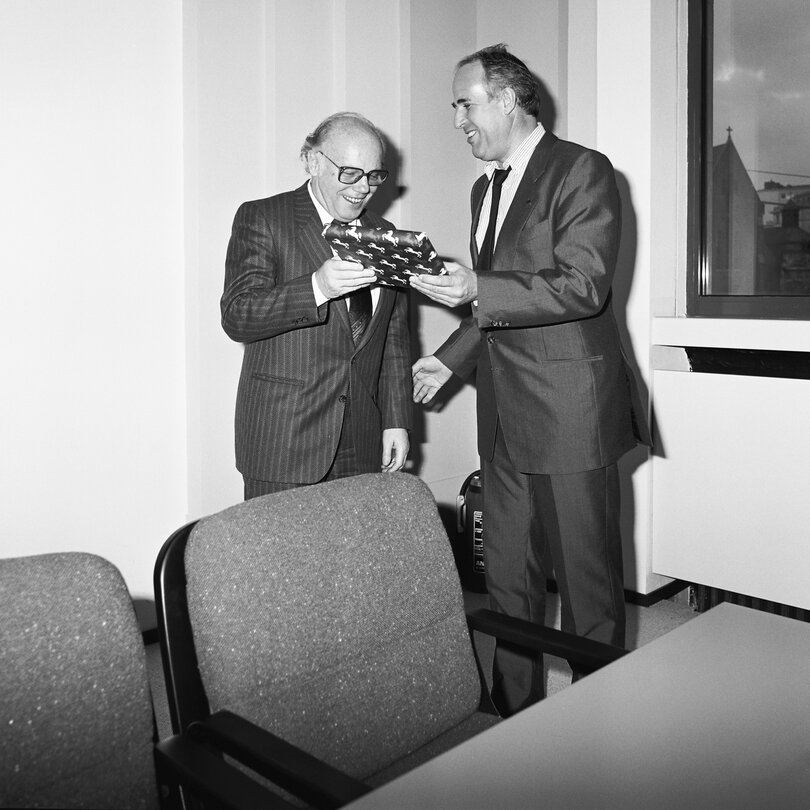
[222, 111, 411, 499]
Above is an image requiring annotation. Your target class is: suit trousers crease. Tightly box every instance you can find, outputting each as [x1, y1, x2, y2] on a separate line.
[482, 421, 625, 714]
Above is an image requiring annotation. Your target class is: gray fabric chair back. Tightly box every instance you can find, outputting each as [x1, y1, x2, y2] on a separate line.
[184, 472, 481, 780]
[0, 552, 159, 810]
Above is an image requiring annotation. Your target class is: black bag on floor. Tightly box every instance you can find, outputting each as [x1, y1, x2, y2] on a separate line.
[454, 470, 487, 593]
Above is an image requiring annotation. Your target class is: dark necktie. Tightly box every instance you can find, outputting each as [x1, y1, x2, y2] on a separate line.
[347, 286, 372, 345]
[476, 167, 511, 272]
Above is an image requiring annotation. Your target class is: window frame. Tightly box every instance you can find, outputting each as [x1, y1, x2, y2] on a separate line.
[687, 0, 810, 319]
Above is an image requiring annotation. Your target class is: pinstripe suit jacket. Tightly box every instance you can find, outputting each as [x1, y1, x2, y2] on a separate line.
[436, 132, 650, 474]
[222, 183, 412, 483]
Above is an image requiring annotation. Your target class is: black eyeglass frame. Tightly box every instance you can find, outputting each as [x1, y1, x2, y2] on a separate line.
[317, 151, 389, 186]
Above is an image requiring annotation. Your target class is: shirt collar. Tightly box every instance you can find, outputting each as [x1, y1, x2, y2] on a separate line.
[484, 123, 546, 179]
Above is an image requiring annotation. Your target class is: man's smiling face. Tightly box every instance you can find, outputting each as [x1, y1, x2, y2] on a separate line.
[310, 126, 384, 223]
[451, 61, 511, 163]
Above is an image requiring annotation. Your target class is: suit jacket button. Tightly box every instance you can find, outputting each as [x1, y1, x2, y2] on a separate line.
[487, 335, 495, 344]
[339, 395, 348, 403]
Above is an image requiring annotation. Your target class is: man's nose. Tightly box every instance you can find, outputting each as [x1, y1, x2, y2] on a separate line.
[453, 107, 466, 129]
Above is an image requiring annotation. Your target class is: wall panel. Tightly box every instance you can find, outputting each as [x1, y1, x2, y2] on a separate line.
[403, 0, 480, 506]
[0, 0, 187, 599]
[652, 369, 810, 609]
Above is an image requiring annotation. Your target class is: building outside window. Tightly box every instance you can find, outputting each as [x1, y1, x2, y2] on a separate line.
[688, 0, 810, 318]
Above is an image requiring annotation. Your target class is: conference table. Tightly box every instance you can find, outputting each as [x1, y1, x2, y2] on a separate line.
[346, 602, 810, 809]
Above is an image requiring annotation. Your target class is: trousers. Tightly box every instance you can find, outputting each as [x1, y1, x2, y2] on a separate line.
[482, 421, 625, 716]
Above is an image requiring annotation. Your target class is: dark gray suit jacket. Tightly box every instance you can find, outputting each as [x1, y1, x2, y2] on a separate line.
[222, 183, 412, 483]
[436, 132, 650, 474]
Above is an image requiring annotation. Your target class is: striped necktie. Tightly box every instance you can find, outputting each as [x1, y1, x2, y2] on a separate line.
[347, 285, 372, 344]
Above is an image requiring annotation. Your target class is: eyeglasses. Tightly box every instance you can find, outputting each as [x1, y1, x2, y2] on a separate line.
[317, 151, 389, 186]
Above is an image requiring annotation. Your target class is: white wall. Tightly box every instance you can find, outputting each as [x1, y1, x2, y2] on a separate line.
[187, 0, 584, 514]
[398, 0, 480, 507]
[594, 0, 660, 592]
[186, 0, 415, 520]
[0, 0, 187, 602]
[184, 0, 270, 518]
[0, 0, 664, 606]
[17, 1, 799, 609]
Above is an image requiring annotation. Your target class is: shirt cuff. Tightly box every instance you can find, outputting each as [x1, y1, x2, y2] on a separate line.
[312, 273, 330, 307]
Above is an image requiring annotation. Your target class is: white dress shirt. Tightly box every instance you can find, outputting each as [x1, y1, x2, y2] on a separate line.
[474, 123, 546, 254]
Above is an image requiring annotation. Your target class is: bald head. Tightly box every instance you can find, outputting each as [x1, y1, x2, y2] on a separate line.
[302, 112, 387, 222]
[301, 112, 385, 163]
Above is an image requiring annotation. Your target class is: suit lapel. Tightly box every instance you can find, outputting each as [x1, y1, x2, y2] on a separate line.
[293, 183, 333, 268]
[469, 174, 490, 266]
[493, 132, 557, 269]
[293, 184, 353, 336]
[469, 132, 558, 271]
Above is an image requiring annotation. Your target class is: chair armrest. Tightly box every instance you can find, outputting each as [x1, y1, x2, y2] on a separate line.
[466, 608, 628, 674]
[187, 710, 371, 810]
[155, 733, 298, 810]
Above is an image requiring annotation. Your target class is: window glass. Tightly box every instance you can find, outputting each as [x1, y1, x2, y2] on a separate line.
[691, 0, 810, 316]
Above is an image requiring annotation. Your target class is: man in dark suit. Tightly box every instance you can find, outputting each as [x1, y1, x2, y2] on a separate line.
[222, 112, 411, 499]
[411, 45, 650, 717]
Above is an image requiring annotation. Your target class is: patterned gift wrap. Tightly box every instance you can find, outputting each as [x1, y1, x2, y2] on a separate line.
[322, 222, 447, 288]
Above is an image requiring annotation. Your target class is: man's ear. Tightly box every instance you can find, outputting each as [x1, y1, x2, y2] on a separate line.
[500, 87, 518, 116]
[304, 149, 320, 176]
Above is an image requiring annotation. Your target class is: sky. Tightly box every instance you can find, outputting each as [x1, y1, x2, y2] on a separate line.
[712, 0, 810, 189]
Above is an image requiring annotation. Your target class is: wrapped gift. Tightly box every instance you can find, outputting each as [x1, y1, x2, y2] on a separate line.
[322, 222, 446, 288]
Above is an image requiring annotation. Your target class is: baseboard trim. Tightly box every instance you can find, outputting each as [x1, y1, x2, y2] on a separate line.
[624, 579, 689, 608]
